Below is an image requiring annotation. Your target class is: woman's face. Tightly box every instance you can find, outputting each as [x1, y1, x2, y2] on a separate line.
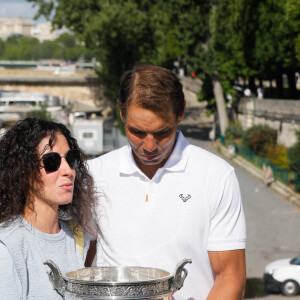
[31, 132, 76, 211]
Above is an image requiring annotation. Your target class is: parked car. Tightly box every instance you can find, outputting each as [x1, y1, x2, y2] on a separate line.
[263, 256, 300, 296]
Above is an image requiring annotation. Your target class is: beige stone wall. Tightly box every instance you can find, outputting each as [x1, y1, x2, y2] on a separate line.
[237, 98, 300, 147]
[0, 84, 93, 104]
[0, 17, 34, 40]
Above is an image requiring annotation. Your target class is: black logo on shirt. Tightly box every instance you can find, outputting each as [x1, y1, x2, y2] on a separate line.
[179, 194, 191, 202]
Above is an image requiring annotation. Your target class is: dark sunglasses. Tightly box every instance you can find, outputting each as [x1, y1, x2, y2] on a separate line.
[42, 149, 80, 173]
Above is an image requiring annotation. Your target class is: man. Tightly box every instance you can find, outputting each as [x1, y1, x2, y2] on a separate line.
[87, 63, 246, 299]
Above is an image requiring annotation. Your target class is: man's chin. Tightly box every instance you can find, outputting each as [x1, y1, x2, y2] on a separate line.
[136, 154, 166, 166]
[140, 160, 161, 166]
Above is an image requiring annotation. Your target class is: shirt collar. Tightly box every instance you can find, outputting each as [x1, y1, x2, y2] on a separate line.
[119, 144, 141, 175]
[163, 131, 190, 171]
[119, 131, 190, 175]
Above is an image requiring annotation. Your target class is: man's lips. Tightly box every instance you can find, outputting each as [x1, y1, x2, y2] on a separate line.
[140, 153, 161, 160]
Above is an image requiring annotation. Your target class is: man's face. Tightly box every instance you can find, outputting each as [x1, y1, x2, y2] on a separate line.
[122, 103, 184, 173]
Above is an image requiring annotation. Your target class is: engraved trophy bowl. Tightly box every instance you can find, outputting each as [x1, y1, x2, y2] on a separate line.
[44, 258, 192, 299]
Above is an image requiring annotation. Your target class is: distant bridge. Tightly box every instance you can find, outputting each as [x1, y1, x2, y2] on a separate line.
[0, 60, 96, 69]
[0, 69, 105, 113]
[0, 75, 99, 86]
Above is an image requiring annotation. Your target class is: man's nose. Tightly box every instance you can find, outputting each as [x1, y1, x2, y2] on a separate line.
[143, 134, 157, 152]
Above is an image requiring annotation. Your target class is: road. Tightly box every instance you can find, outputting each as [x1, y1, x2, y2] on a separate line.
[179, 106, 300, 300]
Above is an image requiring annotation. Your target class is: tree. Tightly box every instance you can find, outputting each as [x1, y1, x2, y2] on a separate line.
[242, 124, 277, 156]
[287, 131, 300, 174]
[140, 0, 229, 135]
[28, 0, 158, 102]
[25, 104, 54, 121]
[211, 0, 300, 99]
[0, 39, 5, 59]
[28, 0, 231, 134]
[0, 33, 94, 62]
[170, 0, 229, 135]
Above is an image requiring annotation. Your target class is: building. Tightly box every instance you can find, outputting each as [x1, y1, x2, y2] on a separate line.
[0, 18, 66, 41]
[0, 17, 34, 40]
[31, 22, 61, 41]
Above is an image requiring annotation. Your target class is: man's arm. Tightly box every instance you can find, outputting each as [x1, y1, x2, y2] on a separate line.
[207, 249, 246, 300]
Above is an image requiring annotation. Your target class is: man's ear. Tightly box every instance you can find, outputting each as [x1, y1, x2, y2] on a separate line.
[177, 100, 186, 123]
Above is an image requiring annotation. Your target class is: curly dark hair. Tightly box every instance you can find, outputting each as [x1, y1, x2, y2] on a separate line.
[0, 118, 97, 234]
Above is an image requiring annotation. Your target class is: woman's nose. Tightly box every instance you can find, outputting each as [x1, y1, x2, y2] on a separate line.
[60, 157, 72, 174]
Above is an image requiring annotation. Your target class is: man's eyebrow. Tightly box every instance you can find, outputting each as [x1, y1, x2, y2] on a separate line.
[127, 126, 172, 133]
[127, 126, 144, 132]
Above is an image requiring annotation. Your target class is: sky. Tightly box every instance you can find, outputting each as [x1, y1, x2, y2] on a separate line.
[0, 0, 47, 23]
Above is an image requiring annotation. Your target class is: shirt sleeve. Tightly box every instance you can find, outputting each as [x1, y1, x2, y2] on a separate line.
[0, 242, 22, 299]
[207, 170, 246, 251]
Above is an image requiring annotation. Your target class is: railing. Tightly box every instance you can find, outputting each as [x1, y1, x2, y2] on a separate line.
[220, 136, 300, 193]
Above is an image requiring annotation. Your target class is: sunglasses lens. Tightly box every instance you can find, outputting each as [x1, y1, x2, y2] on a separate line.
[66, 150, 80, 169]
[43, 152, 61, 172]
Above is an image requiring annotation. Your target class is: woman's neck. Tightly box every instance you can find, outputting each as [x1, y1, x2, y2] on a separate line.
[22, 202, 60, 234]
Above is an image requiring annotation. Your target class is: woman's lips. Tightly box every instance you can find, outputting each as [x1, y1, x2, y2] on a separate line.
[59, 183, 74, 190]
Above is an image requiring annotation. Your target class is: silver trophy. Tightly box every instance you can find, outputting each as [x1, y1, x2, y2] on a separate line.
[44, 259, 192, 299]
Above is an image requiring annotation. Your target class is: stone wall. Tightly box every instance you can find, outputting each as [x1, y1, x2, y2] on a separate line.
[237, 98, 300, 147]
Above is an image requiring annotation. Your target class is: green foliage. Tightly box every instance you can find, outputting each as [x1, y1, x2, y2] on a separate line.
[1, 35, 39, 60]
[285, 0, 300, 64]
[27, 0, 212, 105]
[0, 33, 93, 61]
[0, 39, 5, 57]
[265, 144, 290, 170]
[115, 107, 125, 136]
[170, 0, 211, 75]
[288, 144, 300, 174]
[225, 121, 244, 142]
[210, 0, 300, 98]
[197, 74, 216, 115]
[242, 124, 277, 156]
[25, 104, 55, 121]
[26, 0, 300, 124]
[287, 131, 300, 174]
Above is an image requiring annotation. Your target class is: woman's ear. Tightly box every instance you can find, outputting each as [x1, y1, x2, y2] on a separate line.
[120, 110, 125, 123]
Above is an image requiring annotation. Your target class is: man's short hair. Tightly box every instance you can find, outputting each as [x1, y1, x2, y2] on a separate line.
[118, 62, 185, 120]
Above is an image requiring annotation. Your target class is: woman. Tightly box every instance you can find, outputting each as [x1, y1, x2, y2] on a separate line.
[0, 118, 97, 299]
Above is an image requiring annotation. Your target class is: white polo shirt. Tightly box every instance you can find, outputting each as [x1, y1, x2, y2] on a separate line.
[88, 131, 246, 300]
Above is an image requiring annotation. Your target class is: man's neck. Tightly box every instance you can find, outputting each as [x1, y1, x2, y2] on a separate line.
[133, 132, 179, 179]
[136, 160, 162, 180]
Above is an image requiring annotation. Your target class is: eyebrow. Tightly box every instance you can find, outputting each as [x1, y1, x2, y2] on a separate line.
[39, 144, 52, 156]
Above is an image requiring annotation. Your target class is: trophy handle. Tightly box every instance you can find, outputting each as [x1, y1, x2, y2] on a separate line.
[44, 259, 65, 295]
[172, 258, 192, 291]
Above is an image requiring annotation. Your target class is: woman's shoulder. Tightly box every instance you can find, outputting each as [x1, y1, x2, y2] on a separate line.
[0, 217, 23, 244]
